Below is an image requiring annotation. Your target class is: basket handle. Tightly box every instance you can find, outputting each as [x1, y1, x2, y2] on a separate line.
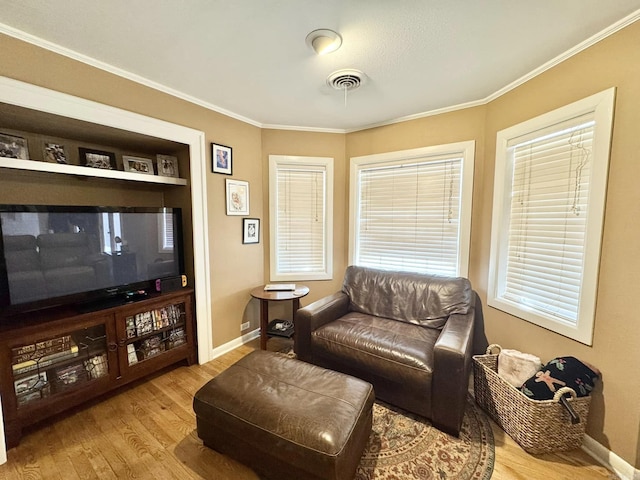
[554, 387, 581, 425]
[486, 344, 502, 355]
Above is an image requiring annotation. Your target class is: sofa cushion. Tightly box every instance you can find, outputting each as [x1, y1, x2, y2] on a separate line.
[3, 235, 40, 272]
[311, 312, 440, 383]
[38, 233, 92, 270]
[342, 265, 472, 328]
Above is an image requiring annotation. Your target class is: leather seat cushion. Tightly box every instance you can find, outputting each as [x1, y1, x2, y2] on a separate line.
[310, 312, 439, 385]
[193, 350, 374, 480]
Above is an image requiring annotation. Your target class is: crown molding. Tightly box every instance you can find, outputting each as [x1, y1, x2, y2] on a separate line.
[1, 9, 639, 134]
[0, 22, 263, 128]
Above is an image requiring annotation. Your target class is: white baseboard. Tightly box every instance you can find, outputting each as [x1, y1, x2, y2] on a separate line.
[583, 435, 639, 480]
[0, 394, 6, 465]
[209, 329, 260, 360]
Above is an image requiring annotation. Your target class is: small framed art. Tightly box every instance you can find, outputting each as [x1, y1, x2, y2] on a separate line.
[212, 143, 232, 175]
[225, 178, 249, 215]
[44, 143, 67, 164]
[0, 133, 29, 159]
[123, 155, 154, 175]
[79, 148, 116, 170]
[157, 154, 179, 177]
[243, 218, 260, 244]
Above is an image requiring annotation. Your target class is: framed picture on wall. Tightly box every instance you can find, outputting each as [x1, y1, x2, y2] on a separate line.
[0, 133, 29, 159]
[243, 218, 260, 244]
[157, 154, 179, 177]
[79, 147, 116, 170]
[225, 178, 249, 215]
[123, 155, 154, 175]
[212, 143, 232, 175]
[44, 143, 67, 164]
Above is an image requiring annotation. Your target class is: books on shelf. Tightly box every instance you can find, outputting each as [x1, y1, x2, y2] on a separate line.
[12, 335, 73, 363]
[264, 283, 296, 291]
[14, 372, 50, 406]
[85, 353, 108, 379]
[12, 341, 80, 375]
[131, 304, 184, 337]
[55, 362, 87, 389]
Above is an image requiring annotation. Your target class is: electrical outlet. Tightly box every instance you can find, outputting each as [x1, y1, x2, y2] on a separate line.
[241, 321, 250, 331]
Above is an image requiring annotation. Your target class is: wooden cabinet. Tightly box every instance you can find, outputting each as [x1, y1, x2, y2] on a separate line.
[0, 289, 195, 448]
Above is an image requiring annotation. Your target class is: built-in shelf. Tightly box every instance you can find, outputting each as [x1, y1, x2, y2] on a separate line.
[0, 157, 188, 186]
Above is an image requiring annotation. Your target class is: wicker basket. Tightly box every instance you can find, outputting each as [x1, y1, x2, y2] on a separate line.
[473, 344, 591, 454]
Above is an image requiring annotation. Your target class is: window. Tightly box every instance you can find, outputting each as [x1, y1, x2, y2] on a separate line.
[488, 88, 615, 345]
[158, 210, 174, 253]
[349, 141, 475, 277]
[269, 155, 333, 281]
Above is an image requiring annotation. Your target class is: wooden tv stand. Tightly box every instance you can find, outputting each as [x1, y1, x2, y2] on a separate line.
[0, 288, 196, 448]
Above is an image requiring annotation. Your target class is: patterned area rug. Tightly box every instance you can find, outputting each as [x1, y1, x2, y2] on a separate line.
[356, 397, 494, 479]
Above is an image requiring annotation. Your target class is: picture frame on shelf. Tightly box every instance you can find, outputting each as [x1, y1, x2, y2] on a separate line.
[44, 143, 67, 164]
[225, 178, 249, 215]
[212, 143, 232, 175]
[157, 154, 179, 177]
[123, 155, 154, 175]
[0, 132, 29, 159]
[79, 147, 116, 170]
[243, 218, 260, 244]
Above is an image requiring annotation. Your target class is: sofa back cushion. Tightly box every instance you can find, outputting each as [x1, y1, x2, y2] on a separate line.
[3, 235, 40, 272]
[37, 233, 92, 270]
[342, 265, 472, 329]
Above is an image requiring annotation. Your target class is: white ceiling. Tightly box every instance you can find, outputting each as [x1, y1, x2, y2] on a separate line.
[1, 1, 639, 132]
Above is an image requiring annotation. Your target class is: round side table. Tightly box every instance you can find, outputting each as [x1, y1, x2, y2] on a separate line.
[250, 285, 309, 350]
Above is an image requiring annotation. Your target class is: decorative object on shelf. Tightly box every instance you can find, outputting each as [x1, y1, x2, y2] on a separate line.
[225, 178, 249, 215]
[157, 154, 179, 177]
[243, 218, 260, 244]
[123, 155, 154, 175]
[79, 147, 116, 170]
[0, 132, 29, 159]
[43, 143, 67, 164]
[212, 142, 232, 175]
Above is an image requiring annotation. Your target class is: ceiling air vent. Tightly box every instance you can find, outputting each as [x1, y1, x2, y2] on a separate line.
[327, 69, 364, 91]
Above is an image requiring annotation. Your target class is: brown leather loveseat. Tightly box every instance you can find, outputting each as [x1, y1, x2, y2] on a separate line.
[294, 265, 488, 436]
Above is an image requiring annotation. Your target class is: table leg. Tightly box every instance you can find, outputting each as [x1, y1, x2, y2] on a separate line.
[260, 299, 269, 350]
[292, 298, 300, 318]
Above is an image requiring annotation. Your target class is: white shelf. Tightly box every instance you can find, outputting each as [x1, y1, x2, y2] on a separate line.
[0, 157, 188, 186]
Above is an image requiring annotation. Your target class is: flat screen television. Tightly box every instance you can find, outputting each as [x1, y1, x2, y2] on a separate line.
[0, 204, 184, 318]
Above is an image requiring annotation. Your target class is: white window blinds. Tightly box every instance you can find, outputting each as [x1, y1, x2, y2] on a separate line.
[269, 156, 333, 281]
[504, 117, 594, 323]
[488, 88, 615, 345]
[350, 142, 475, 277]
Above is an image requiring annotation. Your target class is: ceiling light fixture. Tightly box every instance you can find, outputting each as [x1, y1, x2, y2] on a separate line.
[306, 29, 342, 55]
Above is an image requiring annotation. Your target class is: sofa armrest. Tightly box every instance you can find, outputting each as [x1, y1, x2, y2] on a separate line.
[294, 292, 350, 361]
[431, 311, 475, 436]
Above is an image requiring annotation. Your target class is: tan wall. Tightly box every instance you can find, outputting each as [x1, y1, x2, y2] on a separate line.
[259, 129, 346, 321]
[345, 22, 640, 468]
[481, 21, 640, 467]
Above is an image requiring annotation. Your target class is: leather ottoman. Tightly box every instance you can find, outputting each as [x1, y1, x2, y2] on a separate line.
[193, 350, 374, 480]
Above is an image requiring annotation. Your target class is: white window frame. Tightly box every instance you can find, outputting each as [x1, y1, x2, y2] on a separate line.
[488, 88, 615, 345]
[349, 141, 475, 277]
[269, 155, 334, 281]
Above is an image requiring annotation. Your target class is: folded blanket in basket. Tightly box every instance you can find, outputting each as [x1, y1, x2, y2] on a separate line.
[497, 348, 542, 387]
[521, 356, 600, 400]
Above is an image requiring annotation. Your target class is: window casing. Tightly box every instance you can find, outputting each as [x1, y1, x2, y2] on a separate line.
[349, 141, 475, 277]
[269, 155, 333, 281]
[488, 88, 615, 345]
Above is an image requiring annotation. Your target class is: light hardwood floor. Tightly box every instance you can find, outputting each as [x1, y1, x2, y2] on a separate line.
[0, 338, 619, 479]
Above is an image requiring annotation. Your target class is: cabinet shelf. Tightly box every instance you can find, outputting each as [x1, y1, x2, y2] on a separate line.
[0, 289, 195, 448]
[0, 156, 188, 186]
